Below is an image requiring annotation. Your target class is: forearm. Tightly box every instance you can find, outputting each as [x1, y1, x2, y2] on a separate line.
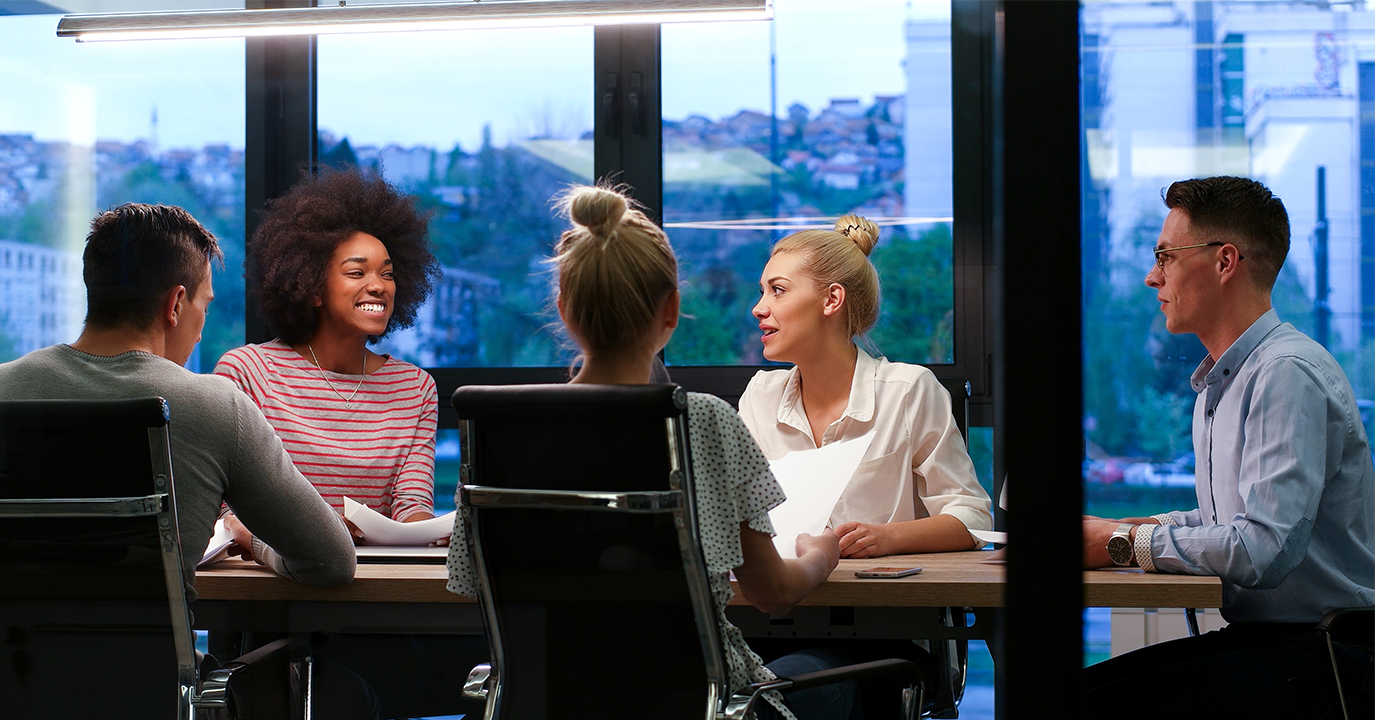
[390, 473, 436, 520]
[748, 552, 832, 614]
[886, 514, 980, 554]
[735, 527, 835, 614]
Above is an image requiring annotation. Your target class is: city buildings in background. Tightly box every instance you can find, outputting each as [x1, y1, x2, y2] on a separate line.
[1082, 0, 1375, 483]
[0, 239, 82, 358]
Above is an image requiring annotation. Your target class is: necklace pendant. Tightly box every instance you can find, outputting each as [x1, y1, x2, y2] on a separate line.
[345, 402, 351, 409]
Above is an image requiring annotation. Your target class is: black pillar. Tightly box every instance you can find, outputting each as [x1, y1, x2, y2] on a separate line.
[245, 1, 317, 344]
[993, 1, 1085, 716]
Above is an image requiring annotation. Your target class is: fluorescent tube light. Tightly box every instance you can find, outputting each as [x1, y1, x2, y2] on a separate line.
[57, 0, 772, 42]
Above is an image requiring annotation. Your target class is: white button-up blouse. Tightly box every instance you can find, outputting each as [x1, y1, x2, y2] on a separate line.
[737, 348, 993, 534]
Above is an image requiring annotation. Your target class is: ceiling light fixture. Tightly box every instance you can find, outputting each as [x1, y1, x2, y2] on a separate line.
[57, 0, 771, 43]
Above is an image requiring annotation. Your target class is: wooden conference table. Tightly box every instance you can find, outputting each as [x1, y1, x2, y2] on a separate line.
[193, 551, 1222, 640]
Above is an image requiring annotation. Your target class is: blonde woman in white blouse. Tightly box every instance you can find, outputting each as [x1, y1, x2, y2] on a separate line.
[739, 215, 994, 558]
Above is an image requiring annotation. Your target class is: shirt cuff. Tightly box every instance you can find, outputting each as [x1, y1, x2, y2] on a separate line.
[1151, 513, 1178, 527]
[1133, 524, 1157, 573]
[249, 537, 270, 567]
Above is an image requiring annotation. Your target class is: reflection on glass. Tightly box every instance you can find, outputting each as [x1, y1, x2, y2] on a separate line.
[1080, 1, 1375, 519]
[0, 14, 245, 371]
[662, 1, 954, 365]
[318, 28, 593, 368]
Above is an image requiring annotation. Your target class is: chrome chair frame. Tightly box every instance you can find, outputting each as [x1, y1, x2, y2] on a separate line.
[1317, 606, 1375, 720]
[0, 398, 309, 720]
[454, 384, 922, 720]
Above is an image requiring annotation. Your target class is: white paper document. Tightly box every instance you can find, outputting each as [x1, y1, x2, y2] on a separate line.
[342, 497, 457, 546]
[767, 434, 874, 559]
[199, 517, 234, 568]
[969, 529, 1007, 545]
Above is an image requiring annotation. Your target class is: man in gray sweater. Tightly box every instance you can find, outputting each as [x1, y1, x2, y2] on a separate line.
[0, 203, 355, 597]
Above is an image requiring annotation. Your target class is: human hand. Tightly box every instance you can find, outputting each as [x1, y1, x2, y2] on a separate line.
[342, 516, 365, 544]
[1082, 518, 1123, 569]
[223, 513, 256, 563]
[794, 528, 840, 572]
[834, 521, 895, 558]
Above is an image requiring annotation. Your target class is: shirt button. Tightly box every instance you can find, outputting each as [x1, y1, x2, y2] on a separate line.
[1207, 409, 1214, 417]
[1222, 368, 1229, 376]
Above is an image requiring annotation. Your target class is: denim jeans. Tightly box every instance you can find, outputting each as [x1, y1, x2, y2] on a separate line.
[755, 647, 864, 720]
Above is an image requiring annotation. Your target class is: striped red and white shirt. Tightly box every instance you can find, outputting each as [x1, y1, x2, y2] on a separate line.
[215, 339, 437, 521]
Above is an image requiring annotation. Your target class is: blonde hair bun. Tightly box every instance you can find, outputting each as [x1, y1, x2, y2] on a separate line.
[833, 214, 879, 256]
[564, 186, 628, 240]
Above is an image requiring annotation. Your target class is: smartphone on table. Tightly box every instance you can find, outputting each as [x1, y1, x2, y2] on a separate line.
[854, 566, 923, 578]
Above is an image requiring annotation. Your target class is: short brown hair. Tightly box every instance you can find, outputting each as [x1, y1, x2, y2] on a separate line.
[1163, 176, 1289, 290]
[83, 203, 223, 330]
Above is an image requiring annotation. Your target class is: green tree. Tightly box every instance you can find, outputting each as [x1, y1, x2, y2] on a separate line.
[870, 224, 954, 363]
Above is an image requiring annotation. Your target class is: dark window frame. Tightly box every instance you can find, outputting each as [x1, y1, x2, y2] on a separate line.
[242, 4, 1087, 712]
[242, 10, 991, 426]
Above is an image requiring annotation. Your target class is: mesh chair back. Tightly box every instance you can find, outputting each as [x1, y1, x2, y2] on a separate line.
[455, 384, 727, 720]
[0, 398, 194, 718]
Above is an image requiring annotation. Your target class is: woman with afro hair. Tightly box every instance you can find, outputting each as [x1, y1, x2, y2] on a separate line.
[216, 167, 443, 527]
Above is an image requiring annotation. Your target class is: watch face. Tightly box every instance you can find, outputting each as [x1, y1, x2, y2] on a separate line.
[1108, 536, 1133, 565]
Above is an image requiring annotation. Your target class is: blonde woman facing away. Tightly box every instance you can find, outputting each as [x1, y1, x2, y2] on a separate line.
[447, 186, 860, 720]
[739, 216, 993, 558]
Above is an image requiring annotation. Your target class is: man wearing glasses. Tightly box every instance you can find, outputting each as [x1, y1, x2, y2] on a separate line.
[1081, 176, 1373, 716]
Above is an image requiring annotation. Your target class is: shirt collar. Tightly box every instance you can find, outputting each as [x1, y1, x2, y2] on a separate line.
[775, 346, 880, 430]
[1189, 308, 1282, 393]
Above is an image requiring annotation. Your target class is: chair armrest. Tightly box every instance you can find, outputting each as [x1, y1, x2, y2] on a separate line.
[1317, 606, 1374, 648]
[722, 659, 923, 720]
[463, 662, 493, 701]
[193, 637, 304, 709]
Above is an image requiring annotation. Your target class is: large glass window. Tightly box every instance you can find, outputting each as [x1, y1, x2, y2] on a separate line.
[318, 27, 594, 369]
[661, 0, 955, 366]
[0, 12, 245, 372]
[1081, 0, 1375, 520]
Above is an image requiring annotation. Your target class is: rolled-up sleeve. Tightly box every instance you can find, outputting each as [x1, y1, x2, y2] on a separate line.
[1152, 359, 1329, 588]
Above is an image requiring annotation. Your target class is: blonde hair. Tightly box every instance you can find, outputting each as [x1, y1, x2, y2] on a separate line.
[771, 213, 881, 337]
[552, 185, 678, 356]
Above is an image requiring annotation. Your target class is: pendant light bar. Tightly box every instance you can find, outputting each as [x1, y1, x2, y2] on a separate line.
[57, 0, 771, 43]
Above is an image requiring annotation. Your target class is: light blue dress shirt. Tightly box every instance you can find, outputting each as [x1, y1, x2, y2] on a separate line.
[1154, 309, 1375, 623]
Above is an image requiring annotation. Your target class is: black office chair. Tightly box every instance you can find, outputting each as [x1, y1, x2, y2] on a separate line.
[451, 383, 924, 719]
[0, 398, 308, 719]
[1317, 606, 1374, 720]
[927, 378, 975, 719]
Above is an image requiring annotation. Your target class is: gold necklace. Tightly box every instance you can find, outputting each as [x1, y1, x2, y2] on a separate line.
[308, 344, 366, 409]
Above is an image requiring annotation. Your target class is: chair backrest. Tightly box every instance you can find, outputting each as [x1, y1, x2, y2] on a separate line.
[938, 377, 971, 442]
[0, 398, 196, 718]
[453, 383, 727, 720]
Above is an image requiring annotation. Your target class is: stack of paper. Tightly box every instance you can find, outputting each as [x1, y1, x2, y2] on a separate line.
[767, 434, 874, 558]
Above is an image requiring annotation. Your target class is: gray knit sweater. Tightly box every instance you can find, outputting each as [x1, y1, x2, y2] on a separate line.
[0, 345, 356, 599]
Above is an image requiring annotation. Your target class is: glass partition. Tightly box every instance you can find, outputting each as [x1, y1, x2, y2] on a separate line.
[318, 27, 594, 368]
[1081, 0, 1375, 518]
[661, 0, 955, 366]
[1080, 0, 1375, 670]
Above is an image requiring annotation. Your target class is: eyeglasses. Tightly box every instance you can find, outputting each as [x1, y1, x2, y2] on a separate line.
[1152, 242, 1243, 273]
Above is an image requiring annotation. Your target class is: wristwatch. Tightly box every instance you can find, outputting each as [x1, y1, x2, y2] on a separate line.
[1107, 523, 1135, 567]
